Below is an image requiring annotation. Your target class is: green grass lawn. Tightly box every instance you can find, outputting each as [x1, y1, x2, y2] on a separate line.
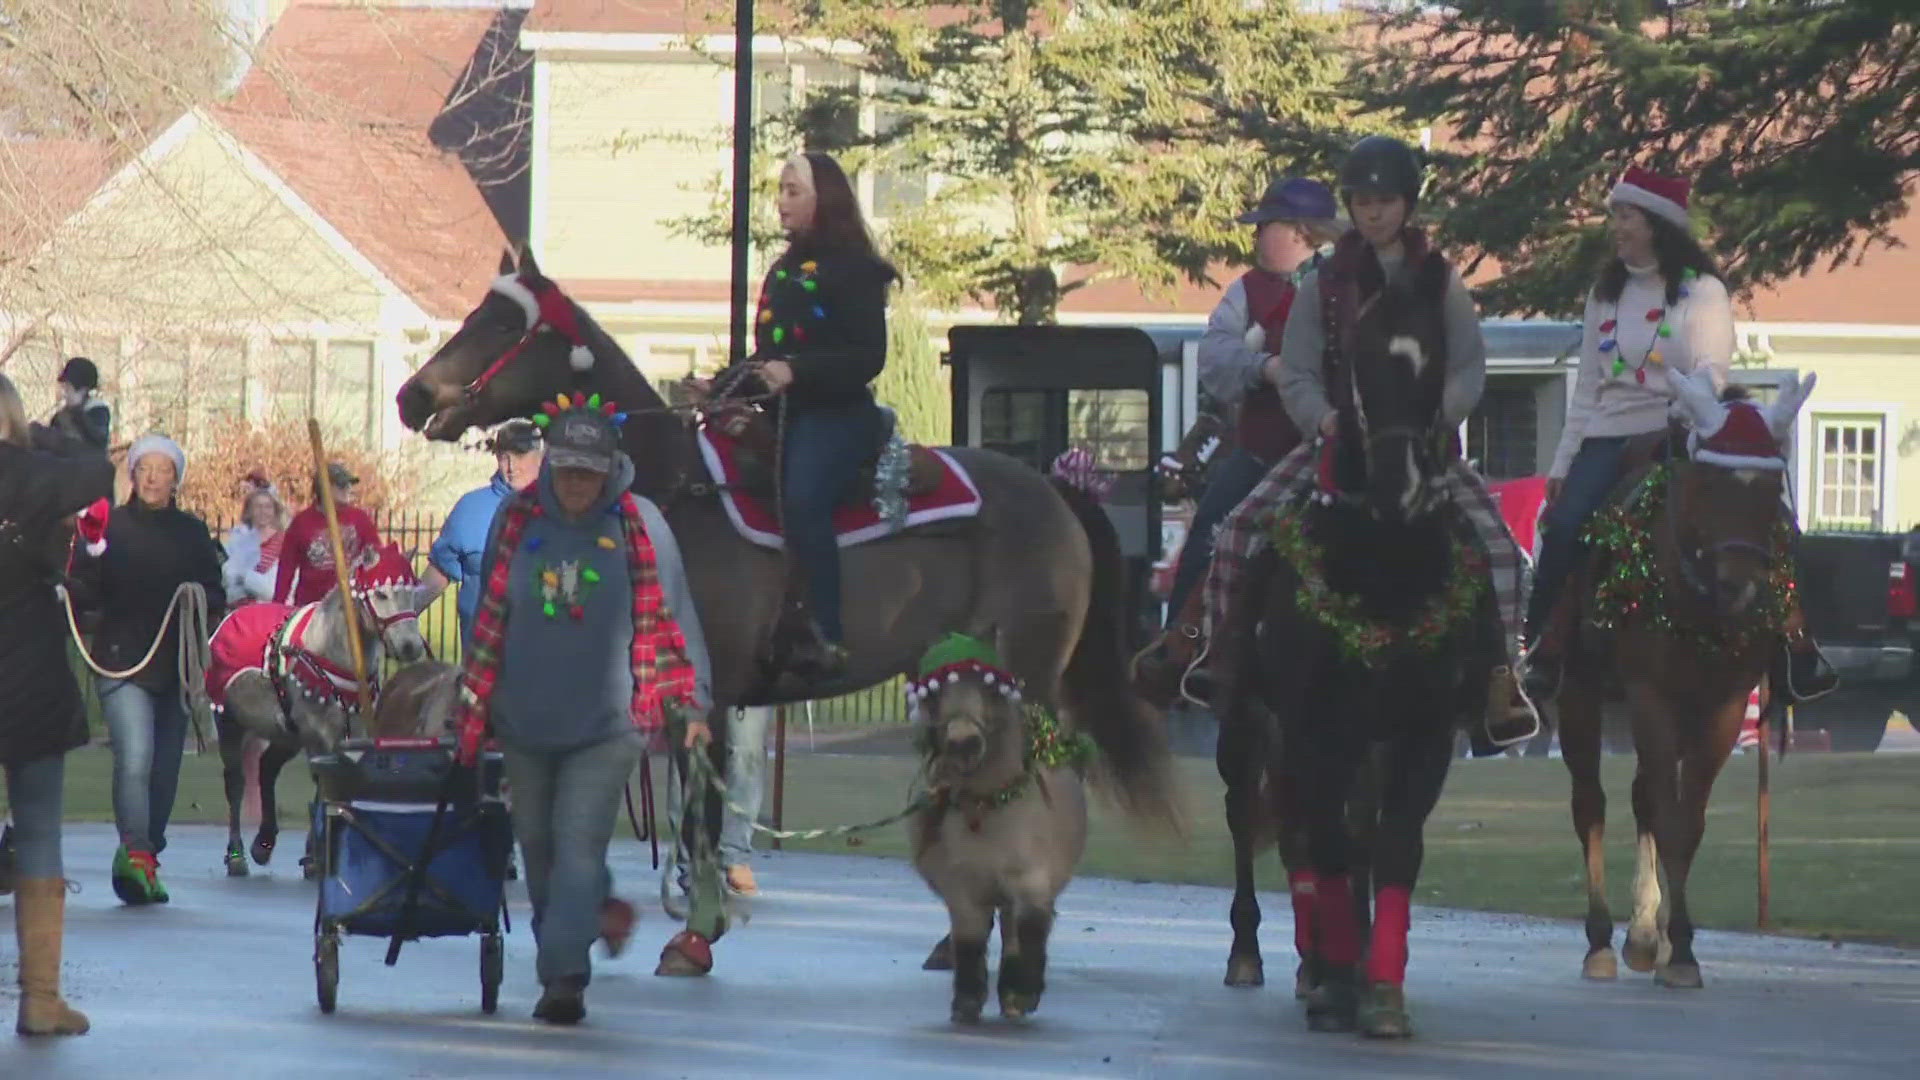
[26, 743, 1920, 947]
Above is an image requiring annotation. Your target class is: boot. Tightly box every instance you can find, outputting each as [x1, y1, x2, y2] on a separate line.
[532, 976, 586, 1025]
[15, 878, 90, 1036]
[0, 824, 16, 897]
[779, 614, 849, 691]
[725, 864, 759, 896]
[1485, 666, 1542, 748]
[1782, 601, 1839, 703]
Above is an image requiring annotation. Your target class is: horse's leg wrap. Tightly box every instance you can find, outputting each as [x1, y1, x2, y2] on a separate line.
[946, 900, 992, 1024]
[1314, 873, 1362, 969]
[1289, 870, 1320, 964]
[1364, 885, 1411, 986]
[997, 904, 1052, 1018]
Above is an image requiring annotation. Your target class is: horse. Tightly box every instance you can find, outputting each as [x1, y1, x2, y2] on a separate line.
[207, 542, 429, 877]
[393, 251, 1177, 946]
[1555, 370, 1815, 990]
[910, 653, 1090, 1024]
[1216, 264, 1500, 1039]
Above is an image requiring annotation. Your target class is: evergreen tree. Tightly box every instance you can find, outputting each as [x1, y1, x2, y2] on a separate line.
[675, 0, 1357, 325]
[874, 294, 951, 444]
[1366, 0, 1920, 316]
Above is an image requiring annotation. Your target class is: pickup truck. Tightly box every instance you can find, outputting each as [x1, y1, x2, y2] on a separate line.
[1789, 529, 1919, 751]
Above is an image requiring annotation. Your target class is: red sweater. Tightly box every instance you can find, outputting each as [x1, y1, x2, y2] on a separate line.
[274, 504, 381, 605]
[1236, 268, 1306, 465]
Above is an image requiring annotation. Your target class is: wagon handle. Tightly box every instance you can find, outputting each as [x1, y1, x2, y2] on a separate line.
[307, 420, 374, 718]
[384, 751, 467, 966]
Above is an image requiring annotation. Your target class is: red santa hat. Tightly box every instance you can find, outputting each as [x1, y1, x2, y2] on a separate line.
[1609, 166, 1692, 231]
[1693, 402, 1786, 471]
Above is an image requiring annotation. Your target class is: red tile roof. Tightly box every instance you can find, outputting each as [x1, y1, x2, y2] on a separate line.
[214, 3, 519, 318]
[527, 0, 738, 34]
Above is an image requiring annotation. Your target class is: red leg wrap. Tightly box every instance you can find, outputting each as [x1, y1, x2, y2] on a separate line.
[1366, 885, 1413, 986]
[1288, 870, 1319, 961]
[1315, 873, 1361, 967]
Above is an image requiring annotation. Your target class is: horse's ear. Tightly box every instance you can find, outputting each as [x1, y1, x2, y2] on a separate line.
[1671, 366, 1726, 438]
[519, 248, 546, 284]
[1765, 372, 1817, 441]
[497, 248, 517, 277]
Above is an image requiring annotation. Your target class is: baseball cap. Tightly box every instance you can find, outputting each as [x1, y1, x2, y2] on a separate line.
[487, 419, 541, 455]
[545, 409, 617, 474]
[325, 462, 359, 488]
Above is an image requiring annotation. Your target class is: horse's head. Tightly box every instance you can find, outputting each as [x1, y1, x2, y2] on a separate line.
[909, 640, 1026, 780]
[1338, 274, 1450, 523]
[1668, 368, 1817, 618]
[349, 543, 428, 663]
[396, 249, 598, 442]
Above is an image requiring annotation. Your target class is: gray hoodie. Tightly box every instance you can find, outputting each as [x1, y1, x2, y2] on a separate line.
[482, 453, 712, 751]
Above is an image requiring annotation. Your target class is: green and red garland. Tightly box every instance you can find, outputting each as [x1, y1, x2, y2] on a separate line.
[1266, 514, 1487, 669]
[907, 634, 1095, 779]
[1582, 465, 1795, 654]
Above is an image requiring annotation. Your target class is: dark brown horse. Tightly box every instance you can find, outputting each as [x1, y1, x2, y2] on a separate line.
[1556, 370, 1815, 990]
[394, 251, 1178, 826]
[1217, 263, 1499, 1039]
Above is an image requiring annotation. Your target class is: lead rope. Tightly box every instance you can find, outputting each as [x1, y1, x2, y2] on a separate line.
[56, 581, 212, 751]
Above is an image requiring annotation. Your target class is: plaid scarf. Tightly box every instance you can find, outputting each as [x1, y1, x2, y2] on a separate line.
[454, 488, 699, 764]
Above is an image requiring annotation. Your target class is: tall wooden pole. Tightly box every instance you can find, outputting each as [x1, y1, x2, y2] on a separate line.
[771, 704, 788, 851]
[1757, 690, 1773, 929]
[727, 0, 755, 364]
[307, 421, 373, 717]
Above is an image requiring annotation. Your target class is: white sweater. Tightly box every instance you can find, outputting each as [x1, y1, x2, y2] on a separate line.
[1549, 264, 1734, 478]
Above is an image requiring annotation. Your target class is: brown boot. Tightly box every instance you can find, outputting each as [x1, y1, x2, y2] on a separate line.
[15, 878, 90, 1037]
[1782, 599, 1839, 702]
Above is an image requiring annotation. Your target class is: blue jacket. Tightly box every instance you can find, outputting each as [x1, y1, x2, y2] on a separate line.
[431, 474, 513, 638]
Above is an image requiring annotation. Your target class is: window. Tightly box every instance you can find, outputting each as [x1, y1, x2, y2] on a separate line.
[871, 81, 929, 218]
[197, 338, 248, 430]
[1467, 378, 1539, 480]
[981, 388, 1054, 471]
[1813, 415, 1885, 529]
[799, 66, 860, 153]
[266, 340, 315, 422]
[979, 387, 1150, 474]
[318, 340, 375, 445]
[125, 337, 191, 440]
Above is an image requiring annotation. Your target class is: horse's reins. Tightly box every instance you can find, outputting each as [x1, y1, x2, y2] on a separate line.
[56, 580, 212, 749]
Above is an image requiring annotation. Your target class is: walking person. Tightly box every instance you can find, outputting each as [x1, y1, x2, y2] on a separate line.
[274, 461, 381, 606]
[452, 396, 719, 1023]
[221, 473, 288, 606]
[48, 357, 112, 452]
[70, 433, 226, 904]
[663, 704, 771, 911]
[419, 419, 544, 643]
[0, 372, 115, 1035]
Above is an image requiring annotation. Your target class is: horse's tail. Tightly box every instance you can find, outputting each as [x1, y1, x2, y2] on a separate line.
[1051, 477, 1184, 832]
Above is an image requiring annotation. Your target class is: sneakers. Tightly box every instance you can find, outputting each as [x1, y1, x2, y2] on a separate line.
[1485, 666, 1543, 748]
[725, 864, 758, 896]
[111, 845, 167, 906]
[533, 977, 587, 1025]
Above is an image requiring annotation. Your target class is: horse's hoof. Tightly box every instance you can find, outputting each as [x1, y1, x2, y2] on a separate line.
[950, 996, 985, 1025]
[1358, 983, 1413, 1040]
[1224, 954, 1265, 988]
[999, 989, 1040, 1020]
[922, 937, 954, 971]
[1304, 978, 1359, 1033]
[1654, 962, 1704, 990]
[1582, 948, 1618, 981]
[1622, 933, 1662, 974]
[250, 834, 277, 867]
[225, 850, 249, 878]
[654, 930, 714, 977]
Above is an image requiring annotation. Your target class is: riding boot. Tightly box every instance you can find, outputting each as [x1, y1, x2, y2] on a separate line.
[1521, 591, 1578, 706]
[1781, 599, 1840, 703]
[1485, 666, 1542, 749]
[0, 823, 16, 897]
[15, 878, 90, 1036]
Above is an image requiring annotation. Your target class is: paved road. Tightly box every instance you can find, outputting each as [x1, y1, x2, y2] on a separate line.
[2, 823, 1914, 1079]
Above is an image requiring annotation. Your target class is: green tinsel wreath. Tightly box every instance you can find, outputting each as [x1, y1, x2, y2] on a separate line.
[1582, 465, 1795, 654]
[1266, 513, 1487, 669]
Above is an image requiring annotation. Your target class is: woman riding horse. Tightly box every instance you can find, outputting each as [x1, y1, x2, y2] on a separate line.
[1203, 134, 1540, 748]
[702, 152, 899, 689]
[1523, 165, 1837, 705]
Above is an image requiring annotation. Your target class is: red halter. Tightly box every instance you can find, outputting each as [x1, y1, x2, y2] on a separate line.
[462, 275, 595, 400]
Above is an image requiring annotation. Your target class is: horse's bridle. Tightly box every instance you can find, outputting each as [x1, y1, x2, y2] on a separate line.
[1662, 462, 1781, 600]
[462, 276, 591, 401]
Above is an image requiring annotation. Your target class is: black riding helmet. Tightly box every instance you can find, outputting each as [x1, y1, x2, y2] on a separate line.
[1339, 135, 1423, 211]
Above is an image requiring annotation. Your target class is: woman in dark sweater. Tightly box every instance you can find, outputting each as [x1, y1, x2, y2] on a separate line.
[735, 152, 897, 682]
[0, 372, 115, 1036]
[72, 433, 226, 905]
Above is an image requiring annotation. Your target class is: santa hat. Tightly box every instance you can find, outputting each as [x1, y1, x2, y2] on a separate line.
[1609, 166, 1692, 231]
[491, 274, 595, 373]
[1693, 403, 1786, 470]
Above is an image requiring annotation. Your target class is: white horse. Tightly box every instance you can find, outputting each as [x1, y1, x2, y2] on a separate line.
[206, 542, 429, 876]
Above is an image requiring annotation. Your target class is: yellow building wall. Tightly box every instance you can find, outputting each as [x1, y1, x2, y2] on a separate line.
[540, 55, 733, 283]
[1768, 343, 1920, 531]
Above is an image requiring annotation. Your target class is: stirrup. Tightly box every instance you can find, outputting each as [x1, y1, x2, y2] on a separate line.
[1485, 666, 1542, 749]
[1783, 639, 1840, 704]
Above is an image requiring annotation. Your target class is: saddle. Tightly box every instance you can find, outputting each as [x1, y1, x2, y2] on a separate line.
[708, 403, 947, 502]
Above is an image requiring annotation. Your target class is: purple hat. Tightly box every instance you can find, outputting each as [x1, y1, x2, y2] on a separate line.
[1236, 177, 1339, 226]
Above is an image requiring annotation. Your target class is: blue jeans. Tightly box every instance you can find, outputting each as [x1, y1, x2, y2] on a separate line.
[98, 678, 189, 855]
[720, 706, 770, 864]
[1525, 437, 1632, 640]
[1165, 448, 1272, 629]
[4, 754, 66, 878]
[782, 401, 885, 643]
[502, 730, 644, 987]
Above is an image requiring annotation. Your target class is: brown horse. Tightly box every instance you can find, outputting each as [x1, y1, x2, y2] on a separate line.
[1556, 370, 1815, 990]
[394, 251, 1177, 826]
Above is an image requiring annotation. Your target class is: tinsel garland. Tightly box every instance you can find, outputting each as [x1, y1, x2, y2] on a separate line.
[1266, 513, 1486, 669]
[871, 429, 913, 532]
[1583, 465, 1795, 653]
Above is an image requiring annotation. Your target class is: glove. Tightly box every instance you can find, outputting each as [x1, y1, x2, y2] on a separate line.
[76, 498, 110, 557]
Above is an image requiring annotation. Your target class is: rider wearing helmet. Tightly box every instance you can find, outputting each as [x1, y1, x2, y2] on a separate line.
[1203, 134, 1542, 749]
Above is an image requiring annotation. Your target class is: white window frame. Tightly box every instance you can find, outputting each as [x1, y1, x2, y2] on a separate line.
[1809, 411, 1889, 530]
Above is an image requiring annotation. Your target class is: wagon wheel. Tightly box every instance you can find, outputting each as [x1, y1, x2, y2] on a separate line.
[479, 933, 504, 1015]
[315, 932, 340, 1014]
